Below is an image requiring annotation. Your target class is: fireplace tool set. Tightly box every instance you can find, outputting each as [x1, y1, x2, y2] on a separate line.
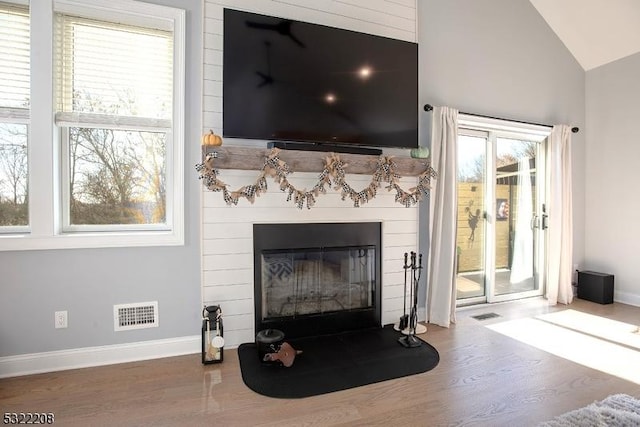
[397, 251, 423, 348]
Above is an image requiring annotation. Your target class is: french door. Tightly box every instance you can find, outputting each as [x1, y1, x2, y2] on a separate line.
[455, 125, 547, 305]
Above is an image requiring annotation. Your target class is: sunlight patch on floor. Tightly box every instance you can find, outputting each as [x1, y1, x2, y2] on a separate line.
[487, 316, 640, 384]
[537, 309, 640, 350]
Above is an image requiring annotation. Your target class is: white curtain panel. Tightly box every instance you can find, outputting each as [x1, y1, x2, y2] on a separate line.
[546, 125, 574, 305]
[510, 157, 534, 284]
[427, 106, 458, 327]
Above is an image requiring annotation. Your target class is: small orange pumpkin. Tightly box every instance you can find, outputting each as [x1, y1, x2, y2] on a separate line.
[202, 130, 223, 146]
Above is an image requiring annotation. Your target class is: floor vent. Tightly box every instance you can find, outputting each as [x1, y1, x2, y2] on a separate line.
[471, 312, 501, 321]
[114, 301, 159, 331]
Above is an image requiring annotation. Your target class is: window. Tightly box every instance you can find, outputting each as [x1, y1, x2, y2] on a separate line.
[0, 2, 29, 231]
[1, 0, 185, 250]
[455, 115, 550, 306]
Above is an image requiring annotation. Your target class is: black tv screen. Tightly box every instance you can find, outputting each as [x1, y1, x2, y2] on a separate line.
[223, 9, 418, 149]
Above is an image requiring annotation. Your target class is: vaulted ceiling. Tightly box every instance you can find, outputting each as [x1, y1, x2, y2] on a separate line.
[529, 0, 640, 70]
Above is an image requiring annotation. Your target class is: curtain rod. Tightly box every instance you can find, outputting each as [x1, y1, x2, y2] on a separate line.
[423, 104, 579, 133]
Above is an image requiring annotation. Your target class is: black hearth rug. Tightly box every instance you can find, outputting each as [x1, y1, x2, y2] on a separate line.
[237, 325, 439, 398]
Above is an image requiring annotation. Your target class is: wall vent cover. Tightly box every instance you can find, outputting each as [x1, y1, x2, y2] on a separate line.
[114, 301, 159, 331]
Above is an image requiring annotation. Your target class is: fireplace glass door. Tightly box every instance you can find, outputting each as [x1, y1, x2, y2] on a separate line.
[253, 222, 381, 338]
[261, 246, 376, 322]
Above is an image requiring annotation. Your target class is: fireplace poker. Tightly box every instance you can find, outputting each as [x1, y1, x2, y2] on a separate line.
[409, 251, 417, 332]
[411, 254, 423, 335]
[398, 252, 410, 331]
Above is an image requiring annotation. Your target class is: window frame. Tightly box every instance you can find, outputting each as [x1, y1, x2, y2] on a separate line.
[0, 0, 30, 233]
[59, 126, 175, 234]
[1, 0, 185, 251]
[455, 115, 550, 306]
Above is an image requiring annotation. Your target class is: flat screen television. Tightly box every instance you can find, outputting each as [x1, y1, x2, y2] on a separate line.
[223, 9, 418, 151]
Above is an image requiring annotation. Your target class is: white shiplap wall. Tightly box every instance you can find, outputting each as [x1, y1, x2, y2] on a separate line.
[202, 0, 419, 348]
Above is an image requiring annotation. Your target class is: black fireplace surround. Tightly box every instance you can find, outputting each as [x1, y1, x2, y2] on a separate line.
[254, 222, 382, 339]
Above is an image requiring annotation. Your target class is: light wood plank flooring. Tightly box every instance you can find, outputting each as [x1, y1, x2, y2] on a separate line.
[2, 298, 640, 426]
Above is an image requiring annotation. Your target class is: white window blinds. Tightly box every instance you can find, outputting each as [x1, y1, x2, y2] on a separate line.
[0, 2, 30, 119]
[54, 12, 173, 130]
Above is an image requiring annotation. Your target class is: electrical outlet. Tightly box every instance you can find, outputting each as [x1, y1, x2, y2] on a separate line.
[55, 311, 68, 329]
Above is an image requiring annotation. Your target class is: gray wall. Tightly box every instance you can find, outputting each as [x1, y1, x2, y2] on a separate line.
[0, 0, 202, 357]
[585, 51, 640, 303]
[1, 0, 594, 358]
[417, 0, 586, 306]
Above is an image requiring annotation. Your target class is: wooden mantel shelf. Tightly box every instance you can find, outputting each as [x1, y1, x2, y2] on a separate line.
[201, 145, 432, 176]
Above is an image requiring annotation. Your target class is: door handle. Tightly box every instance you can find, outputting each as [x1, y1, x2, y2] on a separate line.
[542, 214, 548, 230]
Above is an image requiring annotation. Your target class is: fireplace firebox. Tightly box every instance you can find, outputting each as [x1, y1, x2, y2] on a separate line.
[254, 222, 381, 338]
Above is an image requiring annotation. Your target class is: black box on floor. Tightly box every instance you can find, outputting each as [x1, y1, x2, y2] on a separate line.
[577, 271, 614, 304]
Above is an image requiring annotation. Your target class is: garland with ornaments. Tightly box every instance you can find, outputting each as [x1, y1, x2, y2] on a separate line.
[195, 147, 437, 210]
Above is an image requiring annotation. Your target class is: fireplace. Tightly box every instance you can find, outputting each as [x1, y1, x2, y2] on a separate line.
[254, 222, 382, 338]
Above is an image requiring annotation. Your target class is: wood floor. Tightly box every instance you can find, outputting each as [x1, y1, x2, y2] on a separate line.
[2, 298, 640, 426]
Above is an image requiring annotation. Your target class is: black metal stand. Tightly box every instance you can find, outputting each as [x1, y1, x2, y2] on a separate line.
[398, 334, 422, 348]
[399, 252, 422, 348]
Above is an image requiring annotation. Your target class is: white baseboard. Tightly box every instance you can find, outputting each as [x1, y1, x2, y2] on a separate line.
[0, 335, 201, 379]
[614, 290, 640, 307]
